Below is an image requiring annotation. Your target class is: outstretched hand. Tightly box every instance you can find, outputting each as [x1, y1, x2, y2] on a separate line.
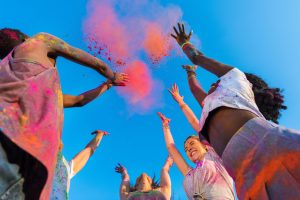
[157, 112, 171, 126]
[115, 163, 126, 174]
[113, 72, 129, 86]
[171, 22, 192, 46]
[168, 83, 184, 105]
[164, 156, 174, 169]
[91, 130, 109, 136]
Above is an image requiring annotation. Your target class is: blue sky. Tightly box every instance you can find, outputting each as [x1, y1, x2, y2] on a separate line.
[1, 0, 300, 199]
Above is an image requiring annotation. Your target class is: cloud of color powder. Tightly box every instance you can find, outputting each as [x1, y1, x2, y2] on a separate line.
[83, 0, 182, 112]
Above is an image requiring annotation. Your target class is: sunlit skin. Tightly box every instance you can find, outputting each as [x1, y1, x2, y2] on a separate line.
[58, 130, 108, 176]
[115, 157, 173, 200]
[172, 23, 257, 156]
[13, 32, 129, 85]
[184, 137, 207, 163]
[135, 173, 152, 192]
[158, 112, 208, 176]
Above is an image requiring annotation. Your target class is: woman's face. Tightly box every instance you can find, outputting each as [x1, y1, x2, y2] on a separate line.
[208, 80, 220, 95]
[135, 173, 152, 191]
[184, 138, 207, 163]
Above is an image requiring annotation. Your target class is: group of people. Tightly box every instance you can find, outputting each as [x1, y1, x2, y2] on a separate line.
[0, 21, 300, 200]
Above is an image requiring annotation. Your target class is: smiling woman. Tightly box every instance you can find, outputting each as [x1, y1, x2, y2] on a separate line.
[157, 112, 236, 199]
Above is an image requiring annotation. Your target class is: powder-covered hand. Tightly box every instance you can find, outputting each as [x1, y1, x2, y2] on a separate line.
[157, 112, 171, 126]
[113, 72, 129, 86]
[115, 163, 127, 174]
[171, 22, 192, 46]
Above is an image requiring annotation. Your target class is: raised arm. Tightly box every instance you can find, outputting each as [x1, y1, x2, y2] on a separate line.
[168, 84, 200, 132]
[171, 23, 233, 77]
[157, 112, 190, 176]
[63, 79, 124, 108]
[70, 130, 108, 176]
[160, 156, 173, 199]
[115, 163, 130, 200]
[182, 65, 207, 107]
[33, 32, 128, 84]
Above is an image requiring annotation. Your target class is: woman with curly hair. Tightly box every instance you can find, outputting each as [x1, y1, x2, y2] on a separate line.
[171, 23, 300, 199]
[0, 28, 128, 199]
[115, 157, 173, 200]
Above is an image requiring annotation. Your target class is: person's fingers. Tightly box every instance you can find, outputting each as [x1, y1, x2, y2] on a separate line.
[177, 23, 182, 33]
[167, 89, 173, 95]
[170, 34, 177, 40]
[173, 26, 179, 36]
[182, 23, 185, 33]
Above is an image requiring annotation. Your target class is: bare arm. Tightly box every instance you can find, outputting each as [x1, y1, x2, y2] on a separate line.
[171, 23, 233, 77]
[160, 156, 173, 199]
[115, 164, 130, 200]
[63, 81, 112, 108]
[168, 84, 200, 132]
[33, 33, 128, 83]
[157, 112, 190, 176]
[71, 130, 108, 175]
[182, 65, 207, 107]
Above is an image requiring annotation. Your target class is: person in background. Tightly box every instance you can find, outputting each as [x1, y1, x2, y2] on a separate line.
[115, 157, 173, 200]
[50, 130, 108, 200]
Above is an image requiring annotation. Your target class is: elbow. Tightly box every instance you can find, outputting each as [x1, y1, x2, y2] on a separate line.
[166, 144, 175, 152]
[74, 95, 85, 107]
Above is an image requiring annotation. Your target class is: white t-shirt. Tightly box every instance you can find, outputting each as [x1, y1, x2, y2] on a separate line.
[199, 68, 265, 131]
[50, 151, 75, 200]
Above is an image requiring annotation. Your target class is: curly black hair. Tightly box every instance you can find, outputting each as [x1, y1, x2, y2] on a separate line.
[0, 28, 28, 59]
[245, 73, 287, 124]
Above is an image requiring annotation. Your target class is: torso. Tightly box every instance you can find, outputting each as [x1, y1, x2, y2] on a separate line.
[204, 107, 257, 157]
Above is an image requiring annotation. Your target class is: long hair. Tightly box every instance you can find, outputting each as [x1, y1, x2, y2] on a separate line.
[0, 28, 28, 59]
[130, 174, 160, 192]
[245, 73, 287, 124]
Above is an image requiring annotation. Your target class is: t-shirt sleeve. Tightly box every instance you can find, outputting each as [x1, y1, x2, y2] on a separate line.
[69, 160, 76, 179]
[219, 68, 254, 100]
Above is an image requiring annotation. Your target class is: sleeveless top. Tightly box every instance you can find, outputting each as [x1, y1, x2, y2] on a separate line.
[50, 151, 75, 200]
[183, 146, 236, 200]
[199, 68, 264, 132]
[0, 49, 64, 199]
[128, 190, 167, 200]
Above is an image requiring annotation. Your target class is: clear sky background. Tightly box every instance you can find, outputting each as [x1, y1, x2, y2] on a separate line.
[1, 0, 300, 199]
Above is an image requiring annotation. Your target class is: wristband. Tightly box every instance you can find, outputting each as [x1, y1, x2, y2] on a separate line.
[179, 103, 187, 109]
[181, 42, 191, 49]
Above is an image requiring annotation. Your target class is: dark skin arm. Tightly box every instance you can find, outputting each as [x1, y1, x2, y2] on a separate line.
[63, 80, 119, 108]
[182, 65, 207, 107]
[171, 23, 233, 77]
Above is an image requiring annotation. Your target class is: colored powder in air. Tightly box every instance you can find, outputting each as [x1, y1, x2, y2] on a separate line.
[117, 60, 152, 105]
[143, 22, 173, 64]
[83, 0, 183, 112]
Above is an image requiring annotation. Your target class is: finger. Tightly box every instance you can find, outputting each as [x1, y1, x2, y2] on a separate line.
[182, 23, 185, 33]
[170, 34, 177, 40]
[91, 130, 98, 135]
[188, 30, 193, 39]
[173, 26, 179, 36]
[177, 23, 182, 33]
[182, 65, 188, 69]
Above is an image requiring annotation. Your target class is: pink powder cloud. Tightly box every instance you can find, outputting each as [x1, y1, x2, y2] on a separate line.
[83, 0, 182, 113]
